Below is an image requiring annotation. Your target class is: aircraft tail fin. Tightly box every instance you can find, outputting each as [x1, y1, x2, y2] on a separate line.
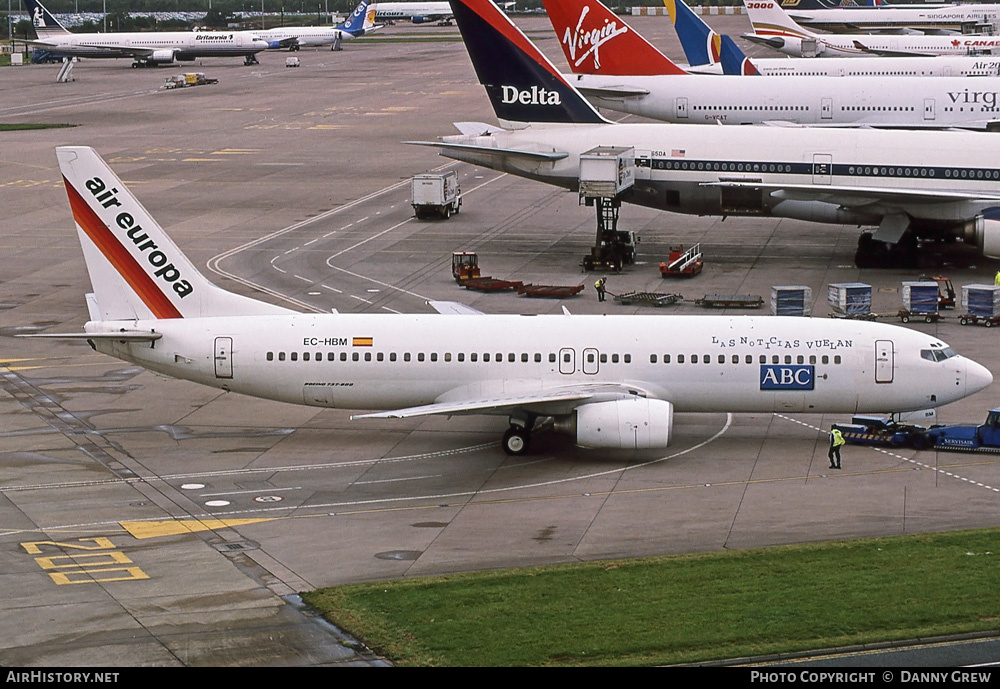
[450, 0, 608, 125]
[541, 0, 686, 75]
[338, 0, 373, 35]
[742, 0, 817, 39]
[56, 147, 293, 322]
[664, 0, 722, 69]
[24, 0, 70, 37]
[719, 35, 759, 75]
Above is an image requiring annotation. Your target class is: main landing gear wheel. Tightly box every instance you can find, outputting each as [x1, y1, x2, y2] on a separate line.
[502, 427, 530, 456]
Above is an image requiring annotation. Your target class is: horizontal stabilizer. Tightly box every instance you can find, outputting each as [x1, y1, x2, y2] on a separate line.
[405, 140, 569, 162]
[427, 301, 486, 315]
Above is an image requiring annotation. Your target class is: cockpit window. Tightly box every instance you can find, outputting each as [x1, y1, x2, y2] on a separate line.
[921, 348, 957, 362]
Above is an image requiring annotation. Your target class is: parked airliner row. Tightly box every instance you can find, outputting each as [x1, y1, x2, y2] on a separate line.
[545, 0, 1000, 129]
[742, 0, 1000, 57]
[25, 0, 268, 67]
[38, 146, 992, 456]
[412, 0, 1000, 262]
[664, 0, 1000, 76]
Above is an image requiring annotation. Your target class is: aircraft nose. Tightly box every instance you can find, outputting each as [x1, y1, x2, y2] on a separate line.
[966, 358, 994, 395]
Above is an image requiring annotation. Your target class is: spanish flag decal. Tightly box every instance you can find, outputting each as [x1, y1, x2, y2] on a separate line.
[353, 337, 373, 347]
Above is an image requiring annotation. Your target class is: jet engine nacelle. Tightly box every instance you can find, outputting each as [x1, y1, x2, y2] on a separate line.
[150, 49, 177, 64]
[962, 212, 1000, 259]
[411, 14, 430, 23]
[555, 398, 674, 450]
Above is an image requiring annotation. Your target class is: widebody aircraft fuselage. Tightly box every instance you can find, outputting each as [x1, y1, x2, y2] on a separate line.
[788, 4, 1000, 35]
[570, 72, 1000, 129]
[85, 313, 981, 417]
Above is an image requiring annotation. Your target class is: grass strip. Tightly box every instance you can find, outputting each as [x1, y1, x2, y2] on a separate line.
[303, 528, 1000, 666]
[0, 123, 76, 131]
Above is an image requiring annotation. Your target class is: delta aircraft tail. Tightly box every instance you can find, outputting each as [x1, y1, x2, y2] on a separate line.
[449, 0, 608, 125]
[541, 0, 686, 75]
[664, 0, 722, 69]
[56, 147, 292, 322]
[24, 0, 70, 39]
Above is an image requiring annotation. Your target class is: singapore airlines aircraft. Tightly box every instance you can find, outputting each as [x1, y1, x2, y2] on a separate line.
[665, 0, 1000, 77]
[783, 0, 1000, 36]
[742, 0, 1000, 58]
[411, 0, 1000, 263]
[255, 0, 380, 50]
[40, 146, 992, 456]
[25, 0, 268, 67]
[543, 0, 1000, 129]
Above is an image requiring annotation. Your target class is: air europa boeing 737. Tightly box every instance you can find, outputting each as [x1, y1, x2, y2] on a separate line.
[542, 0, 1000, 129]
[32, 147, 992, 456]
[410, 0, 1000, 263]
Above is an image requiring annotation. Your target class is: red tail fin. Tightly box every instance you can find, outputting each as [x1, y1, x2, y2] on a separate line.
[542, 0, 687, 76]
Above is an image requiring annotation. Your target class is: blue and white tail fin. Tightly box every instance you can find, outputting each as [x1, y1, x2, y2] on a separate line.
[719, 35, 759, 75]
[664, 0, 722, 69]
[338, 0, 376, 36]
[24, 0, 70, 38]
[57, 147, 292, 322]
[451, 0, 608, 126]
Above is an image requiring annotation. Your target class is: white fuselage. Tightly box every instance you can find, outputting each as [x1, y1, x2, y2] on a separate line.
[86, 314, 986, 415]
[370, 2, 451, 21]
[255, 26, 356, 47]
[750, 30, 1000, 58]
[33, 30, 268, 60]
[734, 55, 1000, 78]
[571, 72, 1000, 128]
[437, 122, 1000, 232]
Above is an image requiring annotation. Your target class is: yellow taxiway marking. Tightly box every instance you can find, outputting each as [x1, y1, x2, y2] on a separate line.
[121, 518, 276, 539]
[211, 149, 260, 155]
[182, 158, 220, 162]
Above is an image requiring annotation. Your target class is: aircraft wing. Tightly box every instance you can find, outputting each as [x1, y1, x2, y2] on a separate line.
[704, 180, 1000, 208]
[575, 85, 651, 99]
[18, 330, 163, 342]
[352, 383, 652, 419]
[850, 39, 936, 57]
[405, 140, 569, 163]
[427, 301, 486, 315]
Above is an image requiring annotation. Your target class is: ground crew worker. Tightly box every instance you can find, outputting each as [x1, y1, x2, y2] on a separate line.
[829, 427, 845, 470]
[995, 270, 1000, 287]
[595, 276, 607, 302]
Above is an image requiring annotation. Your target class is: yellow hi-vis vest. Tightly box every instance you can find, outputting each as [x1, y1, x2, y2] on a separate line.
[831, 429, 846, 447]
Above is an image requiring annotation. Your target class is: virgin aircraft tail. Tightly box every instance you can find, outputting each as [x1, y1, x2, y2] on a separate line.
[56, 147, 292, 321]
[450, 0, 608, 125]
[541, 0, 686, 75]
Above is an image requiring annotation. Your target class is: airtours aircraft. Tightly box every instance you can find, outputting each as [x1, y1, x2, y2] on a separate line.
[36, 146, 992, 456]
[410, 0, 1000, 265]
[25, 0, 269, 67]
[742, 0, 1000, 58]
[542, 0, 1000, 129]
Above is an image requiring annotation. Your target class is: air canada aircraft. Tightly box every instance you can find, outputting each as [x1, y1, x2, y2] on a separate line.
[37, 146, 993, 456]
[411, 0, 1000, 263]
[542, 0, 1000, 129]
[25, 0, 269, 67]
[742, 0, 1000, 58]
[255, 0, 380, 50]
[665, 0, 1000, 77]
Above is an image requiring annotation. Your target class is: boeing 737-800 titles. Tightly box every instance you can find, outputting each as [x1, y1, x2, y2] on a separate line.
[26, 0, 268, 67]
[742, 0, 1000, 58]
[412, 0, 1000, 263]
[665, 0, 1000, 76]
[543, 0, 1000, 129]
[38, 146, 992, 456]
